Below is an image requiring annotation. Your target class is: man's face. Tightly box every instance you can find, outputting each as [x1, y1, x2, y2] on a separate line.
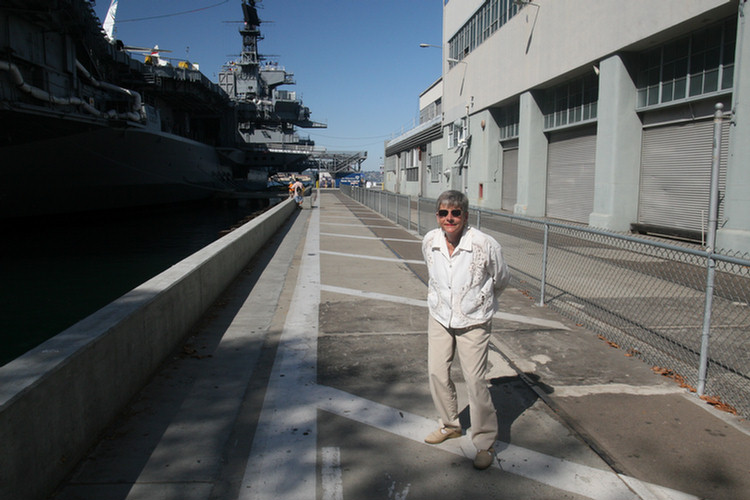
[437, 204, 467, 239]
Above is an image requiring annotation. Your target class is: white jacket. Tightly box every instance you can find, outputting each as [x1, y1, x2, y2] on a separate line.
[422, 226, 510, 329]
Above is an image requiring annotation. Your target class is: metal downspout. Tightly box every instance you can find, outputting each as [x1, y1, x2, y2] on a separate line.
[697, 103, 725, 396]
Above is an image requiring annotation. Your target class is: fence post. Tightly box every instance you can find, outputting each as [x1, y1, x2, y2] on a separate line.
[698, 103, 724, 396]
[539, 223, 549, 306]
[476, 208, 482, 230]
[417, 198, 422, 235]
[407, 196, 412, 232]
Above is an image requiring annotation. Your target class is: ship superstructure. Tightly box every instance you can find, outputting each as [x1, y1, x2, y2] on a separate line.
[217, 0, 326, 180]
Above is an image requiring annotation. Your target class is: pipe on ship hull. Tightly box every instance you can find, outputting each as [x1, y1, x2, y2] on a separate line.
[0, 60, 142, 122]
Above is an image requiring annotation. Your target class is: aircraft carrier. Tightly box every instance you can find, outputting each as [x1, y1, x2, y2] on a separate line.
[0, 0, 324, 218]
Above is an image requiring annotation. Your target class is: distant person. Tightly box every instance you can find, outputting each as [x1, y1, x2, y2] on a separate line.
[291, 177, 304, 208]
[421, 189, 510, 470]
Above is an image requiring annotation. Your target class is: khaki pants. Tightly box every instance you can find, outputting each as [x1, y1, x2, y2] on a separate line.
[427, 315, 498, 451]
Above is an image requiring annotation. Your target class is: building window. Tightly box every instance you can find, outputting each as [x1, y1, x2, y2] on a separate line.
[430, 154, 443, 182]
[409, 148, 418, 168]
[542, 74, 599, 130]
[448, 0, 522, 63]
[419, 97, 442, 124]
[385, 155, 397, 173]
[406, 167, 419, 182]
[448, 118, 467, 148]
[636, 19, 735, 108]
[497, 102, 519, 140]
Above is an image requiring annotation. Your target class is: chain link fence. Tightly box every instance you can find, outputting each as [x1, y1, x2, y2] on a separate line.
[341, 186, 750, 418]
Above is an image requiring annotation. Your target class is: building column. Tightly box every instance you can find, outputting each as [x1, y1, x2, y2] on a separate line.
[589, 54, 642, 231]
[469, 110, 503, 209]
[719, 3, 750, 253]
[514, 91, 547, 216]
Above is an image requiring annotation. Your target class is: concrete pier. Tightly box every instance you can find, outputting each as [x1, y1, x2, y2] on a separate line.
[3, 190, 749, 500]
[0, 198, 297, 500]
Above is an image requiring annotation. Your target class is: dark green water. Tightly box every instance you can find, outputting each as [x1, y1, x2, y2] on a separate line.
[0, 200, 271, 366]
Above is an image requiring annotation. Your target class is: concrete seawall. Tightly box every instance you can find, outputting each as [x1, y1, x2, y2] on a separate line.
[0, 198, 297, 500]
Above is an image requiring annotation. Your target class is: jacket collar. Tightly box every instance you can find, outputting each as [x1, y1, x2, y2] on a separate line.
[432, 226, 473, 254]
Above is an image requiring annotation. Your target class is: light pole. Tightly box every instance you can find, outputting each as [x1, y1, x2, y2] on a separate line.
[419, 42, 449, 70]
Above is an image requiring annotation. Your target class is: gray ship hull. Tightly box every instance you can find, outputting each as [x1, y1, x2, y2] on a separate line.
[1, 119, 234, 218]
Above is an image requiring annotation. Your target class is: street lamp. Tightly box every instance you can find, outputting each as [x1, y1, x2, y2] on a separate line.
[421, 43, 466, 67]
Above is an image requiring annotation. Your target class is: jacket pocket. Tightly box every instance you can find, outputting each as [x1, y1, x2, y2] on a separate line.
[427, 282, 440, 310]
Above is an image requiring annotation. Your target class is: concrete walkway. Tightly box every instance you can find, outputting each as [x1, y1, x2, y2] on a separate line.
[52, 191, 750, 500]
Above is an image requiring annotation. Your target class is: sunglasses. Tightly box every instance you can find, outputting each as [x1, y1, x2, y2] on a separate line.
[437, 209, 463, 218]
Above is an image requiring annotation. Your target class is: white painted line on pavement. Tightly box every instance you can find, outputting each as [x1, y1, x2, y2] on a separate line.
[315, 386, 676, 500]
[554, 383, 685, 398]
[321, 222, 399, 229]
[321, 284, 569, 330]
[323, 216, 387, 221]
[238, 207, 321, 500]
[320, 250, 424, 265]
[324, 209, 373, 214]
[321, 285, 426, 307]
[387, 475, 411, 500]
[617, 475, 701, 500]
[494, 310, 570, 330]
[321, 447, 344, 500]
[321, 232, 420, 243]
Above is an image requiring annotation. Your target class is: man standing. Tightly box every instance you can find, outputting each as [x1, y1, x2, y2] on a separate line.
[421, 190, 510, 470]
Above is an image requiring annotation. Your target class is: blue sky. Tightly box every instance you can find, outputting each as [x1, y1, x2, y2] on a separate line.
[94, 0, 444, 171]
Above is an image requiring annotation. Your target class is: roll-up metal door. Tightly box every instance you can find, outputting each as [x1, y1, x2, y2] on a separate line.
[639, 119, 728, 234]
[546, 126, 596, 223]
[501, 141, 518, 212]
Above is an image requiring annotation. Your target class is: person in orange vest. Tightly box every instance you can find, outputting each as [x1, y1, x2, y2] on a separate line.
[291, 177, 305, 208]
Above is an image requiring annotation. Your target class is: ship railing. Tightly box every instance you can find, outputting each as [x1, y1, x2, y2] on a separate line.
[268, 143, 317, 153]
[141, 65, 227, 97]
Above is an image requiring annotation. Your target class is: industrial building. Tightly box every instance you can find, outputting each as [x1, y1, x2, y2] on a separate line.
[384, 0, 750, 252]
